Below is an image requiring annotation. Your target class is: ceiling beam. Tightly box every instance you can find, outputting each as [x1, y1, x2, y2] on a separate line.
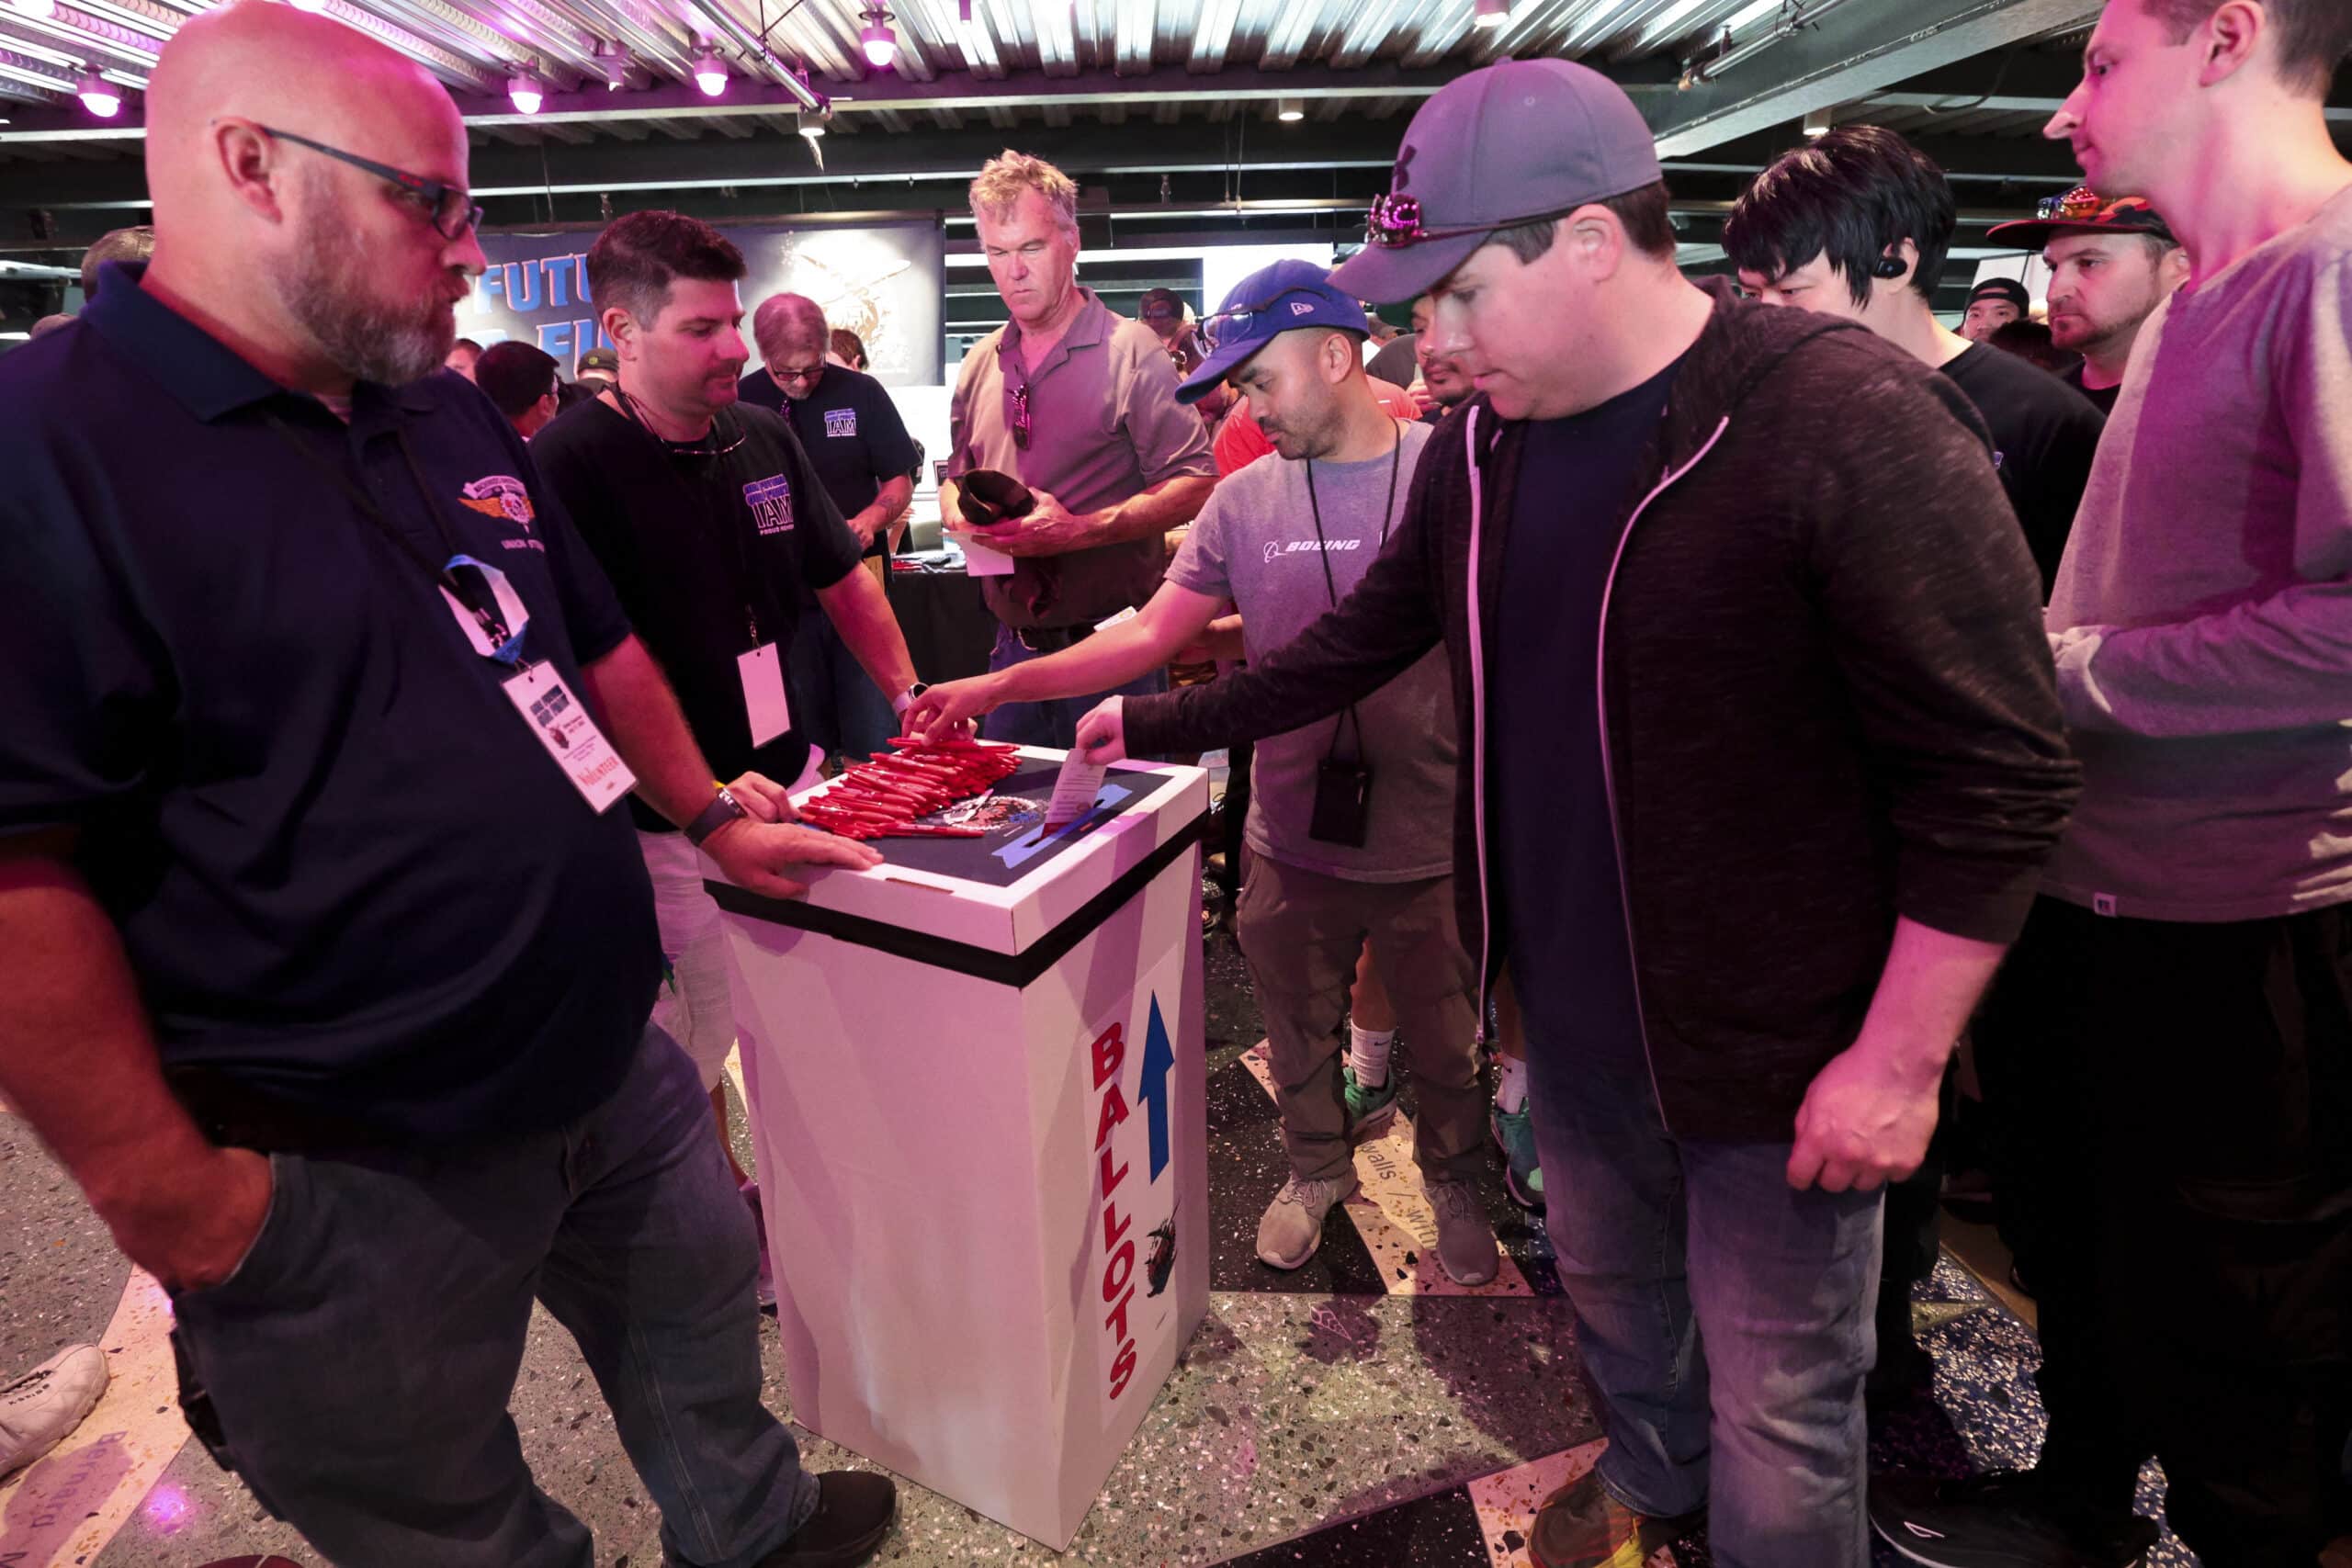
[1645, 0, 2099, 156]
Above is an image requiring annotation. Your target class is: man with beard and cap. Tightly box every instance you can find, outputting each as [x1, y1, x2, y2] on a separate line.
[0, 6, 899, 1567]
[1069, 56, 2077, 1568]
[1987, 187, 2190, 414]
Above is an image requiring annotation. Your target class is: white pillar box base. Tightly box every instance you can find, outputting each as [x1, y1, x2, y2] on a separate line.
[712, 749, 1212, 1551]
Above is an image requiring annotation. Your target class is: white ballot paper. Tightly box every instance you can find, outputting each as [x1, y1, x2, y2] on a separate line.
[960, 536, 1017, 577]
[1043, 749, 1108, 831]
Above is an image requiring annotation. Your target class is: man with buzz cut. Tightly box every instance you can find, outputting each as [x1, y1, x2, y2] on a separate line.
[909, 259, 1499, 1286]
[1066, 57, 2076, 1568]
[1869, 2, 2352, 1564]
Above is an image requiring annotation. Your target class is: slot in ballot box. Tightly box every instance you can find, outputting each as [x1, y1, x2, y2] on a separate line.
[707, 747, 1212, 1551]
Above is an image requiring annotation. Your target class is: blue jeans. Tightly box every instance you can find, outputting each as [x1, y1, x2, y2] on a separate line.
[979, 623, 1169, 751]
[789, 599, 899, 764]
[1524, 1039, 1883, 1568]
[169, 1026, 817, 1568]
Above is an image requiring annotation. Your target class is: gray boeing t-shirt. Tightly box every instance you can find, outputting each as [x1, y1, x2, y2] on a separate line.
[1167, 420, 1455, 882]
[2045, 182, 2352, 921]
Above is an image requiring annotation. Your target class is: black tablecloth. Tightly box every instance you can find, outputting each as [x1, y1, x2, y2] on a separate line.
[888, 564, 1000, 685]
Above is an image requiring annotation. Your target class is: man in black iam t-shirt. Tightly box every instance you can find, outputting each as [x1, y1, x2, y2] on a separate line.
[534, 213, 925, 1265]
[740, 293, 919, 765]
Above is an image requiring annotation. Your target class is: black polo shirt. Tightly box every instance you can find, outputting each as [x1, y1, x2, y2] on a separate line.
[0, 263, 660, 1142]
[737, 364, 918, 560]
[532, 395, 866, 831]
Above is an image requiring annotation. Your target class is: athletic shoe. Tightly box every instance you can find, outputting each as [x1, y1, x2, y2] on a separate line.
[666, 1470, 899, 1567]
[1529, 1469, 1702, 1568]
[1870, 1470, 2158, 1567]
[0, 1344, 108, 1481]
[1341, 1064, 1397, 1144]
[1257, 1170, 1361, 1269]
[1422, 1175, 1500, 1285]
[1490, 1100, 1545, 1210]
[741, 1179, 777, 1312]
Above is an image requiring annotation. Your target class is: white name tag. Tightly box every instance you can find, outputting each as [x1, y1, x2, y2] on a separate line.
[502, 664, 636, 812]
[738, 643, 792, 749]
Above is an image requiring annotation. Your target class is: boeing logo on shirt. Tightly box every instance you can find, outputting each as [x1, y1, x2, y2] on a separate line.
[458, 475, 543, 551]
[1261, 538, 1365, 563]
[824, 408, 858, 439]
[743, 474, 795, 536]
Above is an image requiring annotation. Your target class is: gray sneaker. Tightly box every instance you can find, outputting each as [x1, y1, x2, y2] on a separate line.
[1256, 1171, 1361, 1269]
[1423, 1176, 1500, 1285]
[0, 1344, 108, 1481]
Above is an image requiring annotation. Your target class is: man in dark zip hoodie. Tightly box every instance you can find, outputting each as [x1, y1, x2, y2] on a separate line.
[1072, 59, 2079, 1568]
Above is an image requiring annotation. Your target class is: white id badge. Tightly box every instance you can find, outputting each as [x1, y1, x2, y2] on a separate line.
[502, 664, 637, 812]
[960, 536, 1017, 577]
[738, 643, 792, 748]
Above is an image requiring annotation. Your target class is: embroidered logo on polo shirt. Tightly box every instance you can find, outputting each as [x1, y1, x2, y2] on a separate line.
[1262, 538, 1363, 563]
[824, 408, 857, 439]
[458, 475, 536, 532]
[744, 474, 795, 536]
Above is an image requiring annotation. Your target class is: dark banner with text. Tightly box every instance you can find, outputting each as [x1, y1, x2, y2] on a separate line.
[456, 218, 944, 388]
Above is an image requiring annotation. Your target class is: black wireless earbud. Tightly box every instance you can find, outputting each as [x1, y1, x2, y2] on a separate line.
[1872, 254, 1908, 279]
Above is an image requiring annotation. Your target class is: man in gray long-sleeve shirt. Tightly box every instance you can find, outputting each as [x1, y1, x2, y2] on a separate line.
[1866, 4, 2352, 1566]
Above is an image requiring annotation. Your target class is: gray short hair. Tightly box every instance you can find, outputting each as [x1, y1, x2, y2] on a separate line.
[968, 150, 1080, 236]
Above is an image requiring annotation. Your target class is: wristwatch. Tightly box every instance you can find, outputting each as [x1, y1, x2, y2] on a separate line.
[684, 784, 749, 847]
[891, 681, 930, 716]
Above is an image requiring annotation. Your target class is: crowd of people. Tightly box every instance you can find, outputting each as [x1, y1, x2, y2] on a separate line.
[0, 1, 2346, 1567]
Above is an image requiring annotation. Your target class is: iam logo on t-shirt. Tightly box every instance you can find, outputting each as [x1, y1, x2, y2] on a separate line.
[743, 475, 795, 536]
[824, 407, 858, 439]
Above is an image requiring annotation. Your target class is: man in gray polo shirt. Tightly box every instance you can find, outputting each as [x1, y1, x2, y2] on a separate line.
[939, 151, 1217, 749]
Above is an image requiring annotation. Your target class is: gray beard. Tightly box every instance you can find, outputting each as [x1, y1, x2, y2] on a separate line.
[266, 206, 456, 387]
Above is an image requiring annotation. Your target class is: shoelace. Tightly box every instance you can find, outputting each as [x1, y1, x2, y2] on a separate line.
[1425, 1179, 1481, 1222]
[1283, 1176, 1349, 1211]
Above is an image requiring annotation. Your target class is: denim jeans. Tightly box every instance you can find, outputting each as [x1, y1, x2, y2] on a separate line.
[788, 598, 899, 765]
[978, 623, 1169, 751]
[1523, 1038, 1883, 1568]
[170, 1025, 818, 1568]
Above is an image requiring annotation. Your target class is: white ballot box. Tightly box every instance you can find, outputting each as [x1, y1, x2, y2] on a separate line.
[709, 747, 1212, 1551]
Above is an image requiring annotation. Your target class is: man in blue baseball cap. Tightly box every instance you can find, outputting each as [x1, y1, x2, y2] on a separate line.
[907, 258, 1498, 1285]
[1069, 56, 2079, 1568]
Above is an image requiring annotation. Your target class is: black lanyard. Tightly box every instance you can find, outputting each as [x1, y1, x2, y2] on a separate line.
[1301, 423, 1405, 762]
[265, 410, 519, 657]
[611, 389, 767, 650]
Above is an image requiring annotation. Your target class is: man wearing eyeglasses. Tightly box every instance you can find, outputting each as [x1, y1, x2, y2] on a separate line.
[0, 8, 897, 1567]
[1072, 58, 2076, 1568]
[739, 291, 918, 767]
[938, 151, 1217, 751]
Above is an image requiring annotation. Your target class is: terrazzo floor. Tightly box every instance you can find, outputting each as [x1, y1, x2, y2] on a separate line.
[0, 919, 2202, 1568]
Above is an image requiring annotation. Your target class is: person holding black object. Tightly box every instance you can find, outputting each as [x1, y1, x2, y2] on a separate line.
[741, 291, 918, 766]
[533, 212, 926, 1287]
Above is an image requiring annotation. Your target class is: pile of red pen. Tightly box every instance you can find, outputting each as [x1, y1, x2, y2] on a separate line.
[795, 739, 1024, 840]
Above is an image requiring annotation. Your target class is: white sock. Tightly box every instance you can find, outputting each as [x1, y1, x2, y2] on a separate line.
[1348, 1024, 1395, 1089]
[1495, 1055, 1529, 1115]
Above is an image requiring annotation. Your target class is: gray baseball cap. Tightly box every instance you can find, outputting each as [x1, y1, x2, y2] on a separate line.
[1329, 57, 1662, 305]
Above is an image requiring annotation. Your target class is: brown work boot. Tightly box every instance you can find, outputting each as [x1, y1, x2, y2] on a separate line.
[1528, 1470, 1701, 1568]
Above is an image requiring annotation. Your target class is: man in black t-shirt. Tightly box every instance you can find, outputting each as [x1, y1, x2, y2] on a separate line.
[1986, 190, 2189, 416]
[534, 214, 923, 1266]
[1727, 124, 2106, 600]
[741, 292, 918, 765]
